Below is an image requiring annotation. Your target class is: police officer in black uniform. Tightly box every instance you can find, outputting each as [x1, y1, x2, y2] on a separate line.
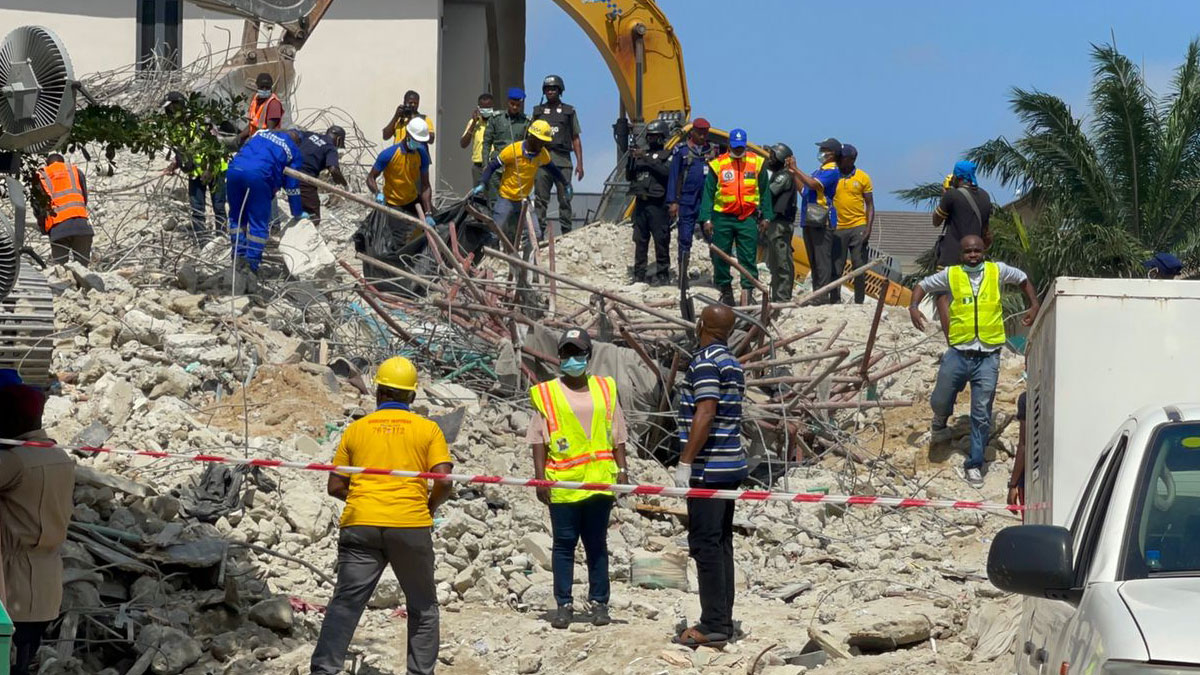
[627, 120, 673, 284]
[532, 75, 583, 237]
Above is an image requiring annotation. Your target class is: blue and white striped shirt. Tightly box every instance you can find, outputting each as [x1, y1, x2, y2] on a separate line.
[677, 341, 747, 484]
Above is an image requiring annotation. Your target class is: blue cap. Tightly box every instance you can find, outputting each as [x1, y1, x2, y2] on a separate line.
[1143, 252, 1183, 276]
[953, 160, 978, 185]
[728, 128, 747, 149]
[0, 369, 20, 387]
[841, 144, 858, 159]
[507, 87, 526, 101]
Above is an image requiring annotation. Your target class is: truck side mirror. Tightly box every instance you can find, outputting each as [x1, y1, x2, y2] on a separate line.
[987, 525, 1080, 604]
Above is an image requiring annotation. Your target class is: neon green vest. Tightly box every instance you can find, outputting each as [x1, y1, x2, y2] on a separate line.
[529, 376, 619, 504]
[947, 262, 1005, 347]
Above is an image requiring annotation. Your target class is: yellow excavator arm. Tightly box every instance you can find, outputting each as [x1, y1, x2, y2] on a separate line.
[550, 0, 689, 124]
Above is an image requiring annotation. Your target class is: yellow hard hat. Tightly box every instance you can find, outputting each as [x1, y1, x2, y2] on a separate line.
[529, 119, 553, 142]
[943, 173, 954, 189]
[375, 356, 419, 391]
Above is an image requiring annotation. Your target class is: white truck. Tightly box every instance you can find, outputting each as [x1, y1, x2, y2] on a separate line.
[988, 277, 1200, 675]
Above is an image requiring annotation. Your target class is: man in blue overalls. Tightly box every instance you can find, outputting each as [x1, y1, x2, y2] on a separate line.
[666, 118, 716, 280]
[225, 128, 305, 290]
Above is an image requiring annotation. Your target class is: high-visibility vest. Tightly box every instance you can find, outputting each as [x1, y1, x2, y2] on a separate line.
[947, 262, 1006, 347]
[708, 152, 764, 220]
[36, 162, 88, 232]
[529, 376, 619, 504]
[247, 93, 281, 134]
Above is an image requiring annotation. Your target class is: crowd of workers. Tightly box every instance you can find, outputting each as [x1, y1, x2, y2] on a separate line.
[11, 71, 1076, 675]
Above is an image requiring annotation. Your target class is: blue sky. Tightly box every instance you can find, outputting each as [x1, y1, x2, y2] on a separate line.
[526, 0, 1200, 210]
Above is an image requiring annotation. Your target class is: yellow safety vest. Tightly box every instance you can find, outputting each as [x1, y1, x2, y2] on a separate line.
[708, 152, 764, 220]
[947, 262, 1006, 347]
[529, 376, 619, 504]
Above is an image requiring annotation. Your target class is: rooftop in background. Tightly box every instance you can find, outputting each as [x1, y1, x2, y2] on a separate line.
[870, 211, 938, 277]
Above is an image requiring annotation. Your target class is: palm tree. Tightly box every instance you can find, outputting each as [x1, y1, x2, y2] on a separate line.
[966, 39, 1200, 272]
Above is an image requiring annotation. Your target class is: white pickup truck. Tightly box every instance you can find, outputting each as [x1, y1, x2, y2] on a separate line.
[987, 278, 1200, 675]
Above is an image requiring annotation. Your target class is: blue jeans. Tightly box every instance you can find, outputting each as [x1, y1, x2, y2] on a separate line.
[548, 495, 613, 607]
[188, 174, 227, 235]
[929, 348, 1000, 470]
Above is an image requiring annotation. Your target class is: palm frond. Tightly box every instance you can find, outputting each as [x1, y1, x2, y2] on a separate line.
[892, 182, 944, 208]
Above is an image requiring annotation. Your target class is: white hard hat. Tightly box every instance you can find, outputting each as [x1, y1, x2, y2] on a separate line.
[405, 117, 431, 143]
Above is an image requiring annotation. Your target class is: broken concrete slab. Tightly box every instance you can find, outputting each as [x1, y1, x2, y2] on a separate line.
[845, 615, 932, 651]
[279, 219, 336, 279]
[74, 465, 152, 498]
[135, 624, 202, 675]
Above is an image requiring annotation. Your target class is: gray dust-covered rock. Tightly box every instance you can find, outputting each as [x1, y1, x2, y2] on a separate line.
[248, 597, 294, 632]
[135, 624, 203, 675]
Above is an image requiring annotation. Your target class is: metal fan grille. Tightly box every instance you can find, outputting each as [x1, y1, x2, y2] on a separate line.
[0, 26, 73, 152]
[187, 0, 318, 26]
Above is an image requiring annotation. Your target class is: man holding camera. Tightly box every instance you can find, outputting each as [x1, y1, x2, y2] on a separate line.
[383, 90, 436, 145]
[460, 93, 495, 185]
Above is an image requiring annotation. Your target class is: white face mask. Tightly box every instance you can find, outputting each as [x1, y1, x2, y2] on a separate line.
[257, 89, 272, 98]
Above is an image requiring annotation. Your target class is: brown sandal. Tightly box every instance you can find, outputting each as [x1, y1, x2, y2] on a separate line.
[672, 625, 729, 649]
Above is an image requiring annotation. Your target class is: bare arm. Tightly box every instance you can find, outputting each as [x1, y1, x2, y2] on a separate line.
[864, 192, 876, 238]
[327, 473, 350, 501]
[1018, 278, 1041, 326]
[383, 106, 404, 141]
[366, 167, 381, 196]
[614, 443, 628, 480]
[909, 284, 929, 332]
[785, 157, 822, 191]
[680, 399, 717, 464]
[533, 442, 551, 505]
[419, 169, 433, 215]
[328, 165, 348, 188]
[428, 462, 453, 514]
[460, 115, 479, 149]
[573, 135, 584, 180]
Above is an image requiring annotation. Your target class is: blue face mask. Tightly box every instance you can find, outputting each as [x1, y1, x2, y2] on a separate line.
[560, 356, 588, 377]
[257, 89, 272, 98]
[406, 138, 421, 151]
[962, 262, 985, 273]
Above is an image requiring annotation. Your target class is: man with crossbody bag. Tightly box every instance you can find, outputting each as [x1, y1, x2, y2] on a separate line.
[933, 161, 992, 267]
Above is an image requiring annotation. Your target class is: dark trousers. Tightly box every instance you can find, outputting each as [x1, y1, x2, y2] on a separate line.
[13, 621, 50, 675]
[311, 526, 440, 675]
[687, 480, 739, 636]
[831, 225, 869, 304]
[50, 234, 93, 266]
[534, 153, 574, 236]
[632, 200, 670, 281]
[548, 495, 613, 607]
[801, 226, 834, 304]
[188, 174, 227, 234]
[299, 182, 322, 225]
[763, 218, 795, 302]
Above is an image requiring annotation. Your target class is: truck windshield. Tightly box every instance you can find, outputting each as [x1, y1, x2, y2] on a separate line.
[1123, 422, 1200, 579]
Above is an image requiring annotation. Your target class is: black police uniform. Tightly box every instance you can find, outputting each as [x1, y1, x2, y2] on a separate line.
[627, 146, 672, 282]
[532, 102, 579, 236]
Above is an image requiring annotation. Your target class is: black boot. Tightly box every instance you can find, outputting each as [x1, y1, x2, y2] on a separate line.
[718, 285, 735, 307]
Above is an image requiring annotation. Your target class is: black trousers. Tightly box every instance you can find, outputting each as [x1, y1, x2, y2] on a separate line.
[14, 621, 50, 675]
[299, 182, 323, 225]
[632, 200, 670, 281]
[801, 226, 834, 304]
[686, 479, 740, 636]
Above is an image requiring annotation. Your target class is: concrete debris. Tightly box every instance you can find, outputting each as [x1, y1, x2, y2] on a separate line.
[30, 149, 1028, 674]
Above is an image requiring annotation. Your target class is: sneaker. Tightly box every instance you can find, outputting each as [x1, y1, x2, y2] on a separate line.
[551, 604, 573, 629]
[965, 467, 984, 488]
[591, 602, 611, 626]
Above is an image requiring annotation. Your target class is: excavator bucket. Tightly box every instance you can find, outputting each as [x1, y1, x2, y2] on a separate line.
[186, 0, 320, 29]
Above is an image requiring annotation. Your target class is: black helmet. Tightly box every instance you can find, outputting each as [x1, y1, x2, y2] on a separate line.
[326, 125, 346, 148]
[162, 90, 186, 111]
[646, 119, 670, 138]
[770, 142, 794, 164]
[542, 75, 565, 92]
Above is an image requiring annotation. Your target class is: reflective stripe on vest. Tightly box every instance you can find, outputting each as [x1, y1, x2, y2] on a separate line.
[947, 262, 1006, 347]
[37, 162, 88, 232]
[529, 375, 619, 504]
[708, 152, 764, 220]
[248, 94, 281, 133]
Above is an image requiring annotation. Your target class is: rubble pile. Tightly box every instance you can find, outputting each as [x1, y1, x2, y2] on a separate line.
[18, 155, 1028, 675]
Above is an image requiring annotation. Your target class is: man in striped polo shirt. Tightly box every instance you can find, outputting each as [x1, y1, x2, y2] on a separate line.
[673, 304, 747, 647]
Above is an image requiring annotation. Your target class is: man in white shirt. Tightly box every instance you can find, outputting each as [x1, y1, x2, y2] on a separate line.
[908, 235, 1039, 487]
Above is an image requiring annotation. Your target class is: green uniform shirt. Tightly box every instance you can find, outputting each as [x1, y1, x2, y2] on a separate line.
[482, 112, 530, 163]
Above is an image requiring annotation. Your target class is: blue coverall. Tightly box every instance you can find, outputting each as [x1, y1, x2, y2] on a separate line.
[666, 142, 714, 266]
[226, 130, 304, 270]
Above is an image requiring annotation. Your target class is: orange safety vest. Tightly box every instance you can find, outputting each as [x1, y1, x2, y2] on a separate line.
[247, 93, 282, 134]
[708, 152, 764, 220]
[36, 162, 88, 232]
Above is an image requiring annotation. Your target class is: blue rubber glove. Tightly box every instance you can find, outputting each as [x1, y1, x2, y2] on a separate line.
[374, 192, 385, 204]
[425, 215, 436, 227]
[298, 211, 313, 220]
[470, 184, 484, 196]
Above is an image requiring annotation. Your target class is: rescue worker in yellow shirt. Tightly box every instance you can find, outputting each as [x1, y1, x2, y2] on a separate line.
[473, 119, 569, 248]
[527, 328, 630, 630]
[699, 128, 774, 306]
[831, 145, 875, 304]
[310, 357, 453, 675]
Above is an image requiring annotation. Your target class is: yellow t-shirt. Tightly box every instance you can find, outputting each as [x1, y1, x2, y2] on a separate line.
[332, 404, 452, 528]
[834, 168, 873, 228]
[497, 141, 551, 201]
[464, 118, 486, 164]
[394, 113, 436, 144]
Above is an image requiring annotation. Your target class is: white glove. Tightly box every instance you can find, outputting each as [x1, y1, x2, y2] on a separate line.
[673, 462, 692, 488]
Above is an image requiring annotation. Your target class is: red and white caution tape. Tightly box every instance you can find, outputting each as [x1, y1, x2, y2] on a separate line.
[1, 438, 1022, 513]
